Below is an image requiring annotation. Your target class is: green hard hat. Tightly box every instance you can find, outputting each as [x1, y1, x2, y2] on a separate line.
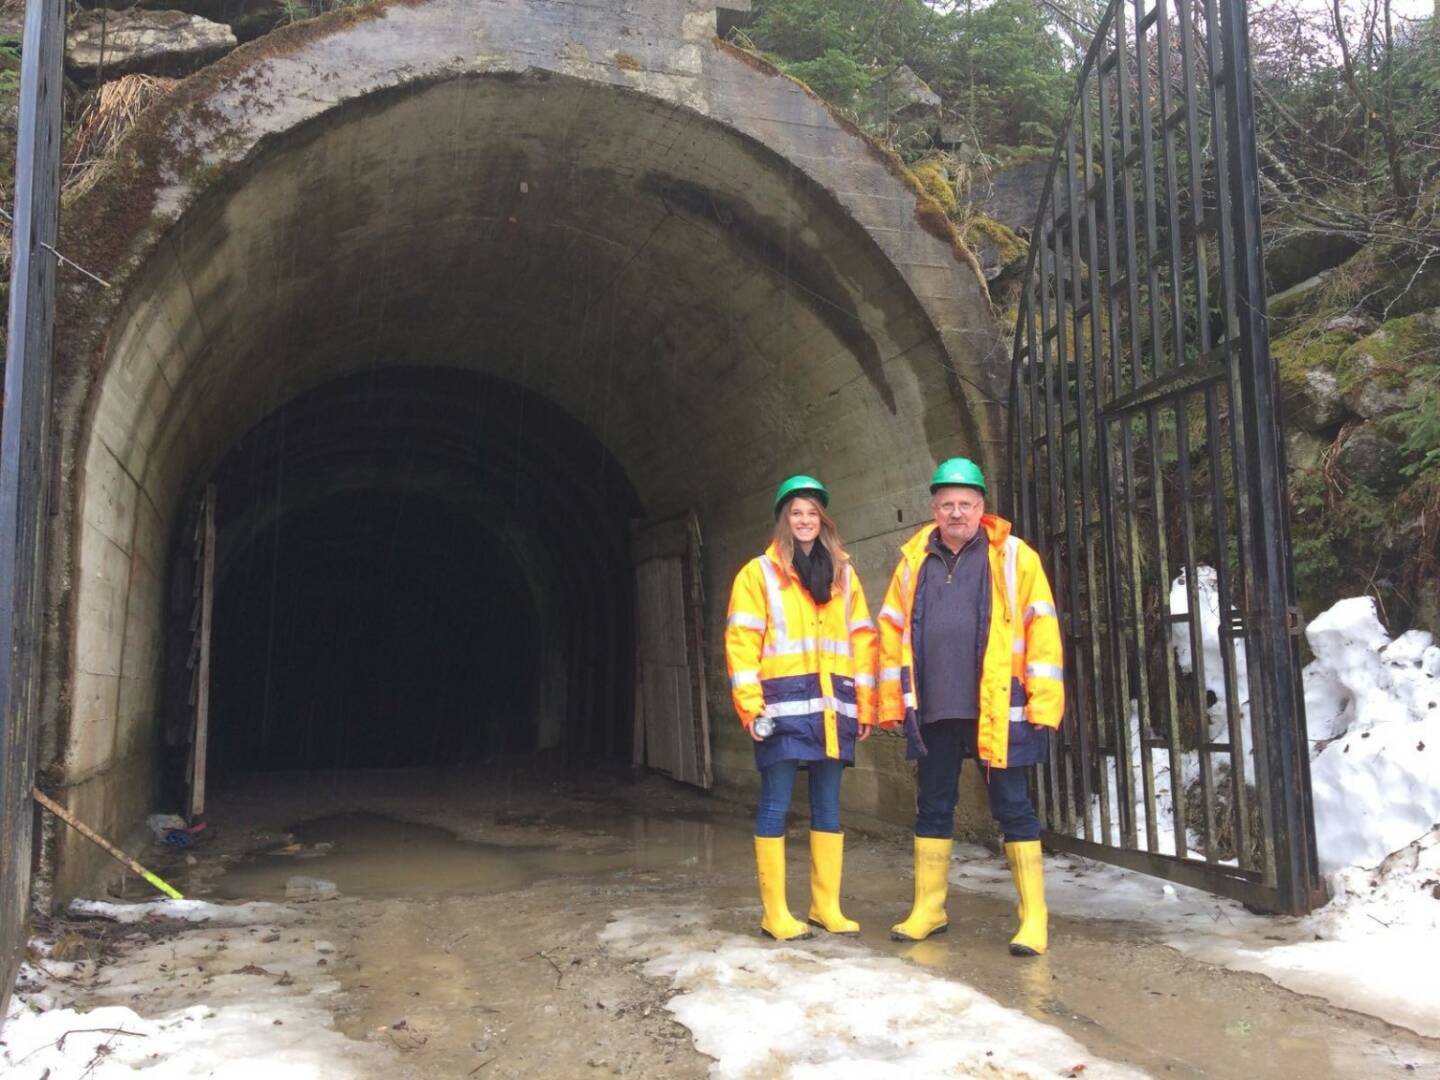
[929, 457, 987, 494]
[773, 474, 831, 516]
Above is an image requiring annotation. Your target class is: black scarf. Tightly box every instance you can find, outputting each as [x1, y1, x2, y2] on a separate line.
[791, 542, 834, 605]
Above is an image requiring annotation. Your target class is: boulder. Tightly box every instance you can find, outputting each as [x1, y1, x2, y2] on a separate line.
[1285, 428, 1329, 473]
[1285, 367, 1346, 434]
[66, 8, 236, 82]
[1267, 272, 1329, 323]
[1340, 308, 1440, 421]
[876, 64, 940, 117]
[1335, 424, 1404, 493]
[1263, 230, 1362, 295]
[1323, 312, 1375, 336]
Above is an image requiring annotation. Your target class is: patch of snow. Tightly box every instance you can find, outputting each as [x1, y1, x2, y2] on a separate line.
[6, 906, 395, 1078]
[67, 898, 301, 925]
[1170, 565, 1250, 747]
[1, 995, 383, 1079]
[601, 907, 1148, 1079]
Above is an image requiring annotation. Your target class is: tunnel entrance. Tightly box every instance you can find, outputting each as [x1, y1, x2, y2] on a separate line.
[162, 368, 641, 793]
[41, 17, 1001, 903]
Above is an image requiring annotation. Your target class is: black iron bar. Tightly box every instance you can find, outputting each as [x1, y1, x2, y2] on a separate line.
[0, 0, 66, 1022]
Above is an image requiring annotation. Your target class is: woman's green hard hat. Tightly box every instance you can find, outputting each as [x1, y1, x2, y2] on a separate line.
[773, 474, 831, 516]
[930, 457, 987, 494]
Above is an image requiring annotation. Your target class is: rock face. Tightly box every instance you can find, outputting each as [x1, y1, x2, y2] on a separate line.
[1264, 230, 1362, 295]
[1336, 424, 1404, 493]
[971, 160, 1050, 233]
[66, 8, 236, 82]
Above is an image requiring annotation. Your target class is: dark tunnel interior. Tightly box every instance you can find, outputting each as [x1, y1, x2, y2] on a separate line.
[211, 492, 541, 772]
[161, 368, 643, 782]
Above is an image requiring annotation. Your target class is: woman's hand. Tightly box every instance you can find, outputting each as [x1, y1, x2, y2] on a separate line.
[748, 722, 765, 742]
[857, 723, 872, 742]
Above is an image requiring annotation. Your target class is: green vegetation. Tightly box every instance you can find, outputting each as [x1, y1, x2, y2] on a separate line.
[744, 0, 1071, 154]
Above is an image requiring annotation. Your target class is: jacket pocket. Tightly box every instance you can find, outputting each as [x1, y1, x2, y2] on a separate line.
[1007, 705, 1049, 767]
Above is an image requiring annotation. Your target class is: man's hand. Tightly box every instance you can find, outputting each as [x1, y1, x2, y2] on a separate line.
[857, 723, 872, 742]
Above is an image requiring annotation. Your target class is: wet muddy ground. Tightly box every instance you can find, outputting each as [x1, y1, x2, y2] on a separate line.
[42, 767, 1440, 1077]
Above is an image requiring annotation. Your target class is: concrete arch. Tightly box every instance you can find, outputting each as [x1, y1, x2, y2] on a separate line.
[42, 0, 1003, 899]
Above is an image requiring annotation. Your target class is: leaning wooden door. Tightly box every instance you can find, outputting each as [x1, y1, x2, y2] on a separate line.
[631, 512, 711, 789]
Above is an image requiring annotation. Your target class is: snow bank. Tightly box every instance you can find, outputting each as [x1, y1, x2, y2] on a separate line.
[1304, 597, 1440, 874]
[601, 907, 1147, 1079]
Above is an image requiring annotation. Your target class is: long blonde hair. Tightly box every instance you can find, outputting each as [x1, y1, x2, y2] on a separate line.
[772, 495, 850, 589]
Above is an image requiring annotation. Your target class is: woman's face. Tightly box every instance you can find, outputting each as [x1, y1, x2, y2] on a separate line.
[787, 497, 822, 546]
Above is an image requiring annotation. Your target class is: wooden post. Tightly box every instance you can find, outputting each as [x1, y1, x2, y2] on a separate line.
[188, 484, 216, 820]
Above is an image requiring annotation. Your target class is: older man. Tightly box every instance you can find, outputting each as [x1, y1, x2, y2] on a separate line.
[877, 458, 1064, 955]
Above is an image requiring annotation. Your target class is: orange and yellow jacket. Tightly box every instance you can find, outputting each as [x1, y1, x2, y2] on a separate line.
[724, 542, 879, 768]
[877, 516, 1064, 769]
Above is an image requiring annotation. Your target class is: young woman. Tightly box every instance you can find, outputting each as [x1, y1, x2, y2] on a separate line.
[724, 475, 879, 940]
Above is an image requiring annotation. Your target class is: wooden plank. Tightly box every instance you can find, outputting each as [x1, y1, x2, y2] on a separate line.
[188, 484, 216, 820]
[682, 513, 712, 788]
[630, 511, 711, 788]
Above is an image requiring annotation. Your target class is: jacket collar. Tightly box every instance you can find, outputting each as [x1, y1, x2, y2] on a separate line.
[763, 541, 794, 582]
[900, 515, 1012, 562]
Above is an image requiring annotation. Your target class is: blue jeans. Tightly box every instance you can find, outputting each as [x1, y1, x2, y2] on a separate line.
[915, 717, 1042, 841]
[756, 758, 845, 837]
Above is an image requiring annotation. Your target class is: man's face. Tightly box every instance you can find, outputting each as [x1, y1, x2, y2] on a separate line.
[931, 485, 985, 550]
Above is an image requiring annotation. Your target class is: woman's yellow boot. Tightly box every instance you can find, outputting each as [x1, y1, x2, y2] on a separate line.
[754, 836, 813, 941]
[806, 831, 860, 934]
[890, 836, 953, 941]
[1005, 840, 1048, 956]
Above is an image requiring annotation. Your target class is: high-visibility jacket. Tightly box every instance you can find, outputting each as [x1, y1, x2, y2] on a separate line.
[877, 516, 1063, 769]
[725, 542, 879, 769]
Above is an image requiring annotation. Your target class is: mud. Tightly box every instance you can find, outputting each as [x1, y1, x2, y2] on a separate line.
[52, 767, 1440, 1078]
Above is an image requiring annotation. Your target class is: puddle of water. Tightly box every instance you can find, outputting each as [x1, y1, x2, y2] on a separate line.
[209, 811, 752, 902]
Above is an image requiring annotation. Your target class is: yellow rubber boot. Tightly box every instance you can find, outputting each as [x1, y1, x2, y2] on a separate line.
[890, 836, 953, 941]
[754, 836, 813, 941]
[806, 831, 859, 934]
[1006, 840, 1048, 956]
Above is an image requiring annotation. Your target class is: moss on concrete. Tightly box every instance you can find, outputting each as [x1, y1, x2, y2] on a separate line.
[959, 212, 1028, 268]
[910, 160, 956, 215]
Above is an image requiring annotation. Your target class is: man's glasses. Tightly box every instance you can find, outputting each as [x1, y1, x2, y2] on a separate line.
[935, 499, 982, 516]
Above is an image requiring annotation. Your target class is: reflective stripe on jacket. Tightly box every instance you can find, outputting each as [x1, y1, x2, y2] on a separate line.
[724, 542, 879, 768]
[877, 516, 1063, 769]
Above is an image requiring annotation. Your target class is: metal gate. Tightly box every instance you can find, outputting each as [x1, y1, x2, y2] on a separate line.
[1, 0, 66, 1018]
[1005, 0, 1323, 913]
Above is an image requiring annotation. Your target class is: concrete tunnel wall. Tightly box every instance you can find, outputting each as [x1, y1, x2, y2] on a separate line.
[39, 0, 1007, 903]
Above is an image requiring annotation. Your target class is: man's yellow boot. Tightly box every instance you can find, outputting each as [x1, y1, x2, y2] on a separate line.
[754, 836, 813, 941]
[1006, 840, 1048, 956]
[806, 831, 859, 934]
[890, 836, 953, 941]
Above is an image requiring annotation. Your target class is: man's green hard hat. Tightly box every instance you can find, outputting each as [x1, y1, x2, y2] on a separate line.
[773, 474, 831, 516]
[929, 457, 987, 495]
